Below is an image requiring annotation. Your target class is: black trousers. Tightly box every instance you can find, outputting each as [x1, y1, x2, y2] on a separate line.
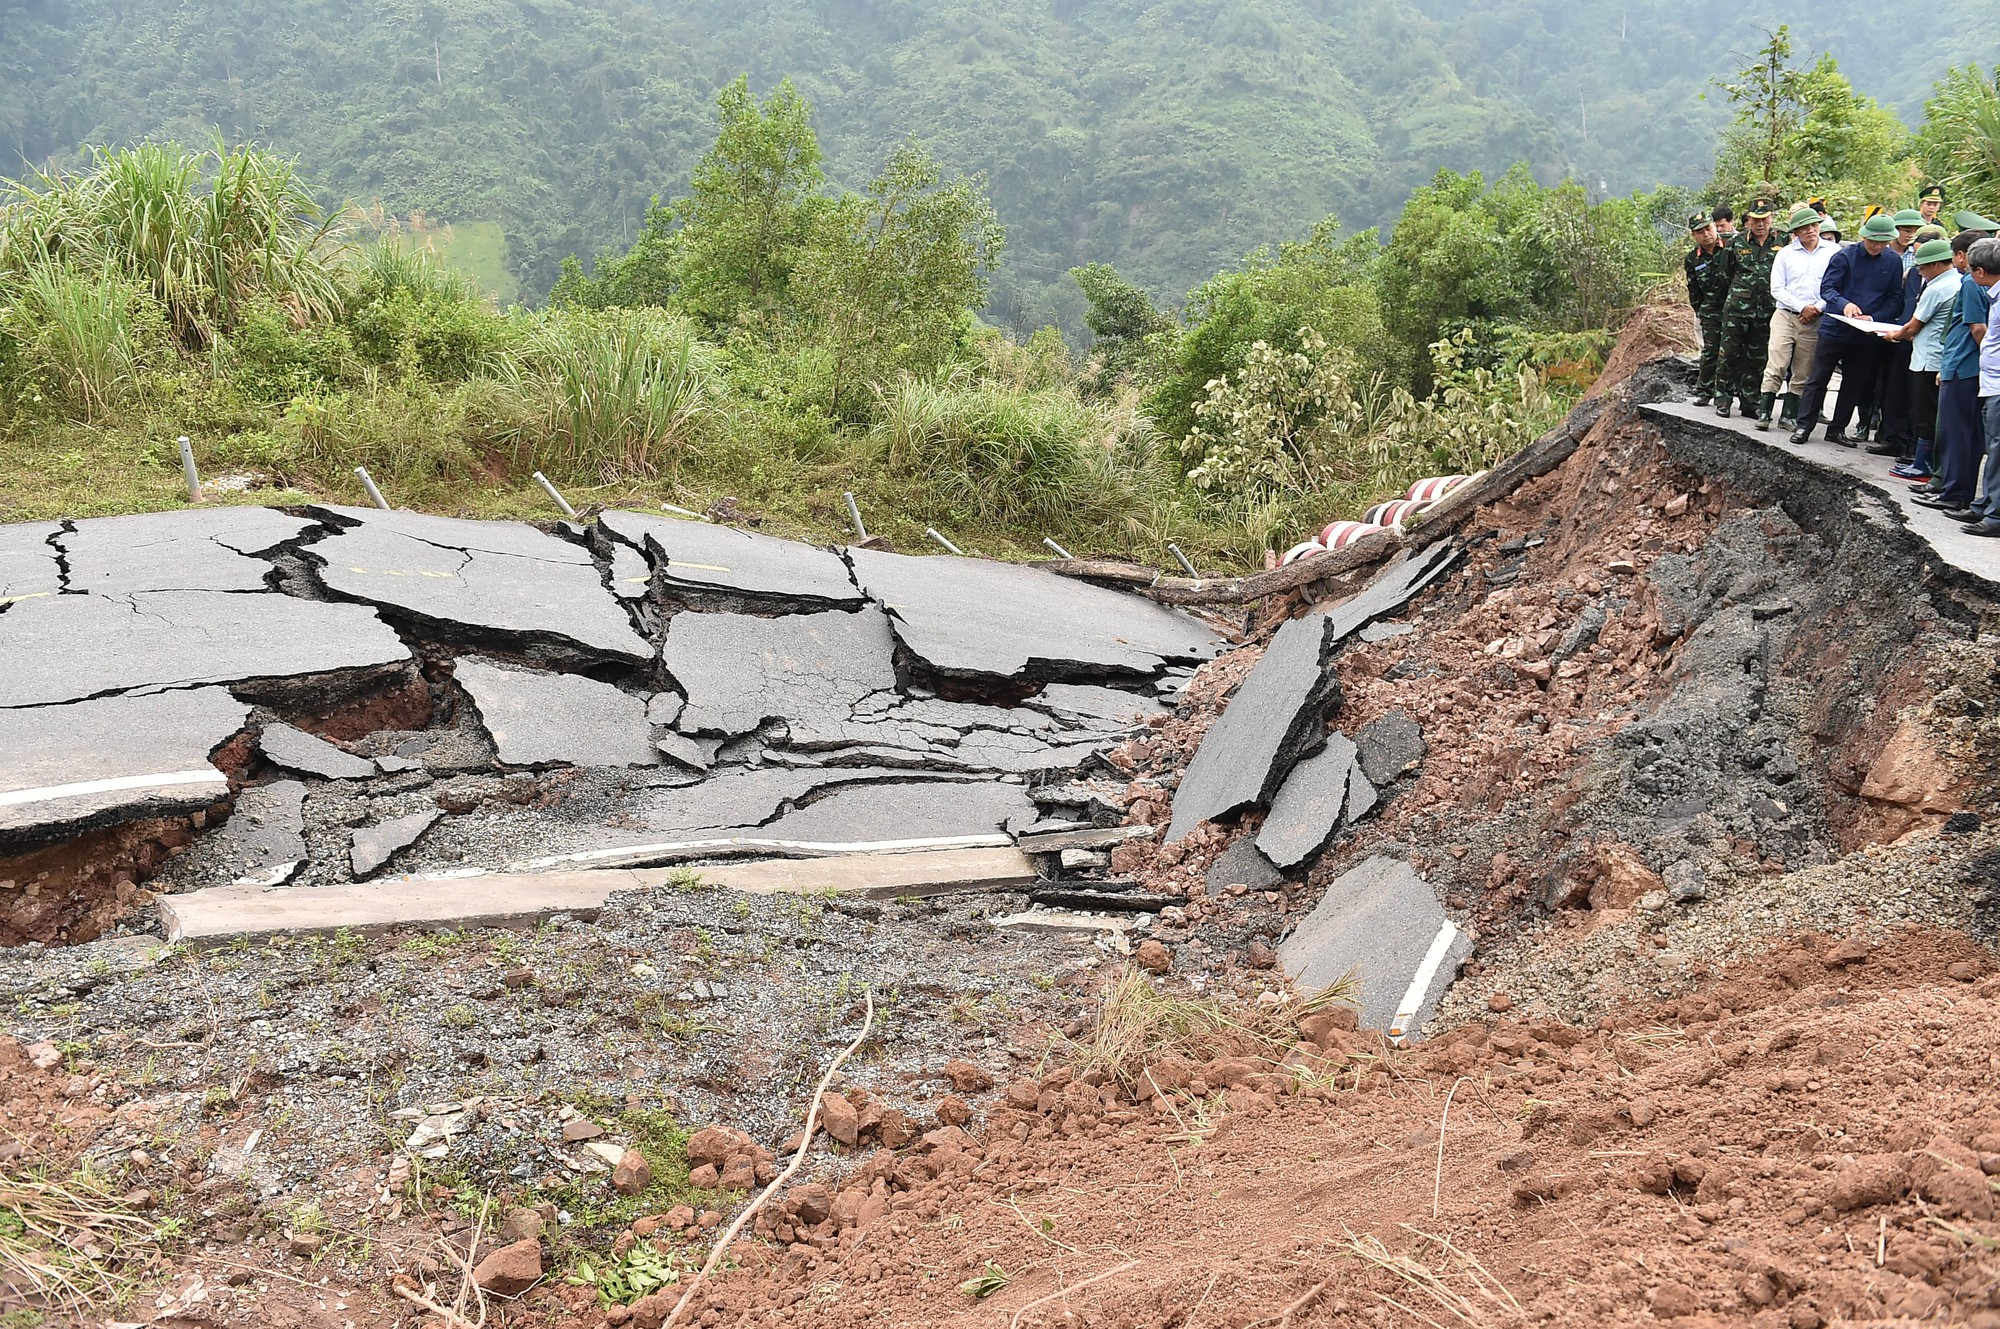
[1876, 340, 1914, 448]
[1910, 369, 1941, 469]
[1796, 334, 1886, 436]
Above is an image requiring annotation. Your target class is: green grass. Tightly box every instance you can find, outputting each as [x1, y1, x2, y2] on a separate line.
[400, 222, 518, 305]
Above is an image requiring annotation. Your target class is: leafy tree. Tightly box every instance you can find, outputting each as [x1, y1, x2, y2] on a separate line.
[1713, 27, 1808, 189]
[789, 142, 1004, 419]
[1145, 217, 1384, 442]
[1069, 261, 1167, 381]
[550, 201, 680, 311]
[1915, 65, 2000, 210]
[671, 76, 826, 327]
[1711, 32, 1911, 215]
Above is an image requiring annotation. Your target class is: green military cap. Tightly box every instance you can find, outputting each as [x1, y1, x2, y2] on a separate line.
[1957, 209, 2000, 232]
[1687, 212, 1714, 232]
[1913, 238, 1954, 265]
[1784, 204, 1821, 232]
[1919, 183, 1946, 203]
[1859, 214, 1898, 241]
[1891, 208, 1924, 228]
[1821, 217, 1843, 237]
[1744, 196, 1777, 219]
[1915, 224, 1948, 244]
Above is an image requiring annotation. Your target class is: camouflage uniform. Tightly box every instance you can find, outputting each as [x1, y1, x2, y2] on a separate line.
[1713, 217, 1785, 415]
[1683, 227, 1730, 402]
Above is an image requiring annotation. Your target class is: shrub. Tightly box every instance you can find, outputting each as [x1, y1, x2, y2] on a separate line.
[7, 261, 167, 419]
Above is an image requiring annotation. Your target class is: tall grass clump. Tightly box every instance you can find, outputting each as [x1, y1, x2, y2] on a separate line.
[0, 140, 347, 349]
[868, 367, 1171, 532]
[9, 260, 162, 418]
[506, 307, 719, 482]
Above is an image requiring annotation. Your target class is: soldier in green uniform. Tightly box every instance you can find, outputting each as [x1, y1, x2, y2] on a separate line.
[1918, 183, 1945, 227]
[1684, 213, 1729, 405]
[1714, 195, 1785, 418]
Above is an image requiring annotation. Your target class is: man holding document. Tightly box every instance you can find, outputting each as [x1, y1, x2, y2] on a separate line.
[1789, 214, 1907, 447]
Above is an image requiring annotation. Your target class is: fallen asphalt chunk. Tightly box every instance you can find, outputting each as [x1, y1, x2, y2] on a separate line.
[350, 809, 443, 878]
[306, 505, 650, 663]
[455, 658, 656, 768]
[214, 779, 308, 887]
[0, 687, 250, 849]
[1014, 824, 1156, 853]
[597, 510, 864, 607]
[1277, 854, 1472, 1040]
[1166, 614, 1341, 842]
[258, 722, 376, 780]
[1205, 838, 1286, 892]
[1354, 710, 1426, 785]
[1255, 733, 1358, 869]
[845, 546, 1224, 682]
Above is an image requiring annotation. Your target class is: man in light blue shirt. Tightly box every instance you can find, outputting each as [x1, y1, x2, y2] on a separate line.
[1887, 238, 1963, 481]
[1958, 240, 2000, 535]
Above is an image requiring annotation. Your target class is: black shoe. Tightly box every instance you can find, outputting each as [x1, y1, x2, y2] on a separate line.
[1864, 440, 1900, 456]
[1946, 508, 1984, 523]
[1787, 427, 1812, 445]
[1826, 429, 1853, 448]
[1965, 520, 2000, 538]
[1913, 494, 1963, 510]
[1690, 392, 1711, 407]
[1714, 398, 1733, 418]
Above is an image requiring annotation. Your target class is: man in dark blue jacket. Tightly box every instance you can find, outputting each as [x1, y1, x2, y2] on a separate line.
[1790, 213, 1908, 447]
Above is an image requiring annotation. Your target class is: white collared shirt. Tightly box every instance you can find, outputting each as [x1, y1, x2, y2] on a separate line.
[1770, 237, 1836, 314]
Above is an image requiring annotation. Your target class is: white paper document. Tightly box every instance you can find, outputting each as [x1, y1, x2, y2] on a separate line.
[1824, 311, 1905, 336]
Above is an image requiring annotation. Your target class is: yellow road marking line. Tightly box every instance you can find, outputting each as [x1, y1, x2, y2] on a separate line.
[0, 591, 53, 604]
[671, 561, 731, 573]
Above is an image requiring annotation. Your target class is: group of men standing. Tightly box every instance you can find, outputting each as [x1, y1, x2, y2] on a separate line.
[1687, 184, 2000, 536]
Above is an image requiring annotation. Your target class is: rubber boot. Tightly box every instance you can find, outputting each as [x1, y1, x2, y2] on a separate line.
[1714, 394, 1733, 418]
[1778, 393, 1799, 430]
[1754, 393, 1775, 430]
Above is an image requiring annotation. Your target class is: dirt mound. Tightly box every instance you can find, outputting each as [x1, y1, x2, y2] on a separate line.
[1589, 300, 1698, 399]
[606, 927, 2000, 1328]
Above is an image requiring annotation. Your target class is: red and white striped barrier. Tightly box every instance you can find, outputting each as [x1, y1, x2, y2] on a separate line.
[1361, 498, 1431, 530]
[1281, 540, 1329, 565]
[1317, 520, 1383, 549]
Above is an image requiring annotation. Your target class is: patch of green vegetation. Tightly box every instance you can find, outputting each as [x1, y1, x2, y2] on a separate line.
[395, 222, 518, 305]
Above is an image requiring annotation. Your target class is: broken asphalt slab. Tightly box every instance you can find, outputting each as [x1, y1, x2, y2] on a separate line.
[0, 687, 250, 848]
[1277, 855, 1472, 1039]
[598, 510, 864, 607]
[58, 508, 316, 594]
[0, 590, 410, 709]
[1166, 614, 1341, 842]
[305, 506, 650, 663]
[454, 658, 656, 769]
[754, 779, 1035, 844]
[1312, 541, 1462, 644]
[1255, 733, 1359, 870]
[845, 547, 1224, 681]
[0, 524, 61, 604]
[664, 608, 898, 740]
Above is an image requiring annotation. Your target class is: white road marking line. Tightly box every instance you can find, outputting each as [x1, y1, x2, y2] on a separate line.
[1388, 919, 1461, 1044]
[0, 768, 226, 809]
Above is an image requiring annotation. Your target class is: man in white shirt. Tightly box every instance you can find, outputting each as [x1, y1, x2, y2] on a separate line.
[1761, 205, 1835, 430]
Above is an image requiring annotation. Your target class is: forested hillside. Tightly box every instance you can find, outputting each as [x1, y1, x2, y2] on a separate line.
[10, 0, 1991, 322]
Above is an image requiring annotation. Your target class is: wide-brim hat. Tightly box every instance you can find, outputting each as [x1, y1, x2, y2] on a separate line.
[1744, 197, 1777, 219]
[1891, 208, 1924, 228]
[1821, 218, 1843, 236]
[1785, 204, 1822, 232]
[1859, 214, 1898, 241]
[1913, 238, 1954, 265]
[1958, 210, 2000, 232]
